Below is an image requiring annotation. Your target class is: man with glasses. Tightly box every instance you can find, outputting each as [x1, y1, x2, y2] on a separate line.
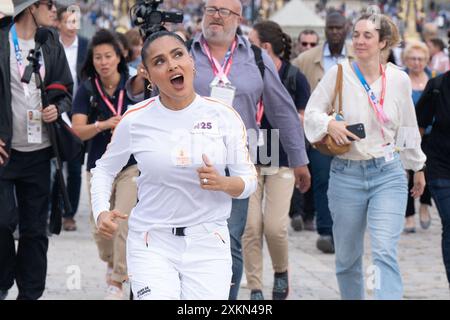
[294, 29, 319, 57]
[0, 0, 72, 300]
[292, 11, 354, 255]
[191, 0, 311, 300]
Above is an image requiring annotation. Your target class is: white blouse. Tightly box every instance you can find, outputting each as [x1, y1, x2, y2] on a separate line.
[304, 60, 426, 171]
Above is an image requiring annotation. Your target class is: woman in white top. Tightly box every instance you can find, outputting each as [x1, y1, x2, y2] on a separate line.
[304, 13, 426, 300]
[89, 31, 257, 300]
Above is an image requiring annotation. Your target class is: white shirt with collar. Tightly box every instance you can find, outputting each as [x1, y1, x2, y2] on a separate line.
[323, 42, 348, 73]
[60, 35, 78, 94]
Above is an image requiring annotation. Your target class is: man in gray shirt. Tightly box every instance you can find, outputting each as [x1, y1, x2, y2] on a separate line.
[192, 0, 310, 299]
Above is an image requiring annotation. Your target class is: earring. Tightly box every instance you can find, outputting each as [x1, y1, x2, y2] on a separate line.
[147, 81, 153, 91]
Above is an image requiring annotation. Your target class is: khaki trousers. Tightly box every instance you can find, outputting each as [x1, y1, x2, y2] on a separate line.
[242, 166, 295, 290]
[87, 165, 139, 283]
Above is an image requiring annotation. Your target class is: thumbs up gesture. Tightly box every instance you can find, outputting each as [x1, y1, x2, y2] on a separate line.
[197, 154, 227, 192]
[96, 210, 128, 240]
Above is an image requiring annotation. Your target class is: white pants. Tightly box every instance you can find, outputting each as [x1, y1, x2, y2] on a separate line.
[127, 222, 232, 300]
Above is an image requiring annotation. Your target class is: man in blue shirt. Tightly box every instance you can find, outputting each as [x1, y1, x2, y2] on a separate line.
[192, 0, 310, 299]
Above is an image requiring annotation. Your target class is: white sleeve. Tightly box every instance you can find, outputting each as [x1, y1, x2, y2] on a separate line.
[225, 109, 258, 199]
[397, 75, 427, 171]
[304, 66, 338, 143]
[90, 117, 133, 225]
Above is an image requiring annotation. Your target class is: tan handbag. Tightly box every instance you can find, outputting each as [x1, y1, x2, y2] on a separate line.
[312, 64, 350, 156]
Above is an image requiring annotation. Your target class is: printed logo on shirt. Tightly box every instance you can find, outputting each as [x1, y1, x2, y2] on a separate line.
[136, 286, 152, 299]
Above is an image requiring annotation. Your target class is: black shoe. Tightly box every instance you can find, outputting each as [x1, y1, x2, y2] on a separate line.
[316, 235, 335, 254]
[290, 215, 304, 231]
[250, 290, 264, 300]
[0, 289, 8, 300]
[272, 271, 289, 300]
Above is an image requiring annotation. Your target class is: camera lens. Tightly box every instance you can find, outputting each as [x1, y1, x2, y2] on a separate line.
[149, 11, 162, 24]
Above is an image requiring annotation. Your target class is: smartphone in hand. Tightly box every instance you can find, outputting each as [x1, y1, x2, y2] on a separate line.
[346, 123, 366, 141]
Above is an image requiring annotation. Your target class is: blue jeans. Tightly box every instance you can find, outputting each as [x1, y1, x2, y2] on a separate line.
[428, 179, 450, 284]
[227, 197, 250, 300]
[308, 148, 333, 236]
[327, 155, 407, 300]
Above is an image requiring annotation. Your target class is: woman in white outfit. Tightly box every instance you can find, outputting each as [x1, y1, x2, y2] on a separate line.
[89, 31, 257, 300]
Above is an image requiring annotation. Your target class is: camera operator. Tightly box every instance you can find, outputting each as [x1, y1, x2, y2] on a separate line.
[0, 0, 73, 300]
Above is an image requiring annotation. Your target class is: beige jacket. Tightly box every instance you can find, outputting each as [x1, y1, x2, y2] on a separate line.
[292, 43, 355, 91]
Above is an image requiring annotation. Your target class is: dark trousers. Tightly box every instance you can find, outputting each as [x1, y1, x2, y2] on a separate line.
[0, 148, 51, 300]
[405, 170, 432, 217]
[308, 148, 333, 236]
[289, 175, 315, 221]
[428, 179, 450, 284]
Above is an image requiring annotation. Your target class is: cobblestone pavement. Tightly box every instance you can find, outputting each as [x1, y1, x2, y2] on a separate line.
[6, 176, 450, 300]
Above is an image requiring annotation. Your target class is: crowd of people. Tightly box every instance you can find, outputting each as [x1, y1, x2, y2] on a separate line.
[0, 0, 449, 301]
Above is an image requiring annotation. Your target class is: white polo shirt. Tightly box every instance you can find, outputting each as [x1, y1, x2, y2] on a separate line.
[90, 95, 257, 232]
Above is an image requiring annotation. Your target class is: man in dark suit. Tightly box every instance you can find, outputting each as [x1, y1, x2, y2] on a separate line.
[55, 5, 88, 231]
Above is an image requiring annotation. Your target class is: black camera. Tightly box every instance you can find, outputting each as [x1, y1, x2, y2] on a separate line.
[130, 0, 184, 39]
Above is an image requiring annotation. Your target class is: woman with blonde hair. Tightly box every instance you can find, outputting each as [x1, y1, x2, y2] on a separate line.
[305, 13, 426, 299]
[401, 41, 436, 233]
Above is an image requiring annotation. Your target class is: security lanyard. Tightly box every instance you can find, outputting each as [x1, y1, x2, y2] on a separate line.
[94, 77, 124, 116]
[352, 62, 388, 125]
[256, 100, 264, 127]
[11, 24, 37, 97]
[202, 38, 237, 84]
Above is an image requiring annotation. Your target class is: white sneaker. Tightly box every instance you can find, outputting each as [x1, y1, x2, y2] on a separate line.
[104, 285, 124, 300]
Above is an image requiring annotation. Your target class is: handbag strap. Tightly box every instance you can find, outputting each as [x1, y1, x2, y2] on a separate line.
[330, 64, 343, 115]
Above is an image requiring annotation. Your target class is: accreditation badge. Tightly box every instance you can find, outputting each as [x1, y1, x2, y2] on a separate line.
[382, 143, 395, 162]
[210, 82, 236, 106]
[27, 109, 42, 144]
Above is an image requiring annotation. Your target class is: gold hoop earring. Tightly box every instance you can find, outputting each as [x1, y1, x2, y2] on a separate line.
[147, 81, 153, 91]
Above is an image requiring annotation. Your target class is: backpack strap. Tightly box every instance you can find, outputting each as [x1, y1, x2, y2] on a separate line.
[251, 44, 265, 79]
[280, 62, 298, 99]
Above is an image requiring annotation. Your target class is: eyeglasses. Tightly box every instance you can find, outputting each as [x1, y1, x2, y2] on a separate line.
[38, 0, 56, 11]
[204, 7, 240, 18]
[301, 42, 317, 47]
[407, 56, 426, 62]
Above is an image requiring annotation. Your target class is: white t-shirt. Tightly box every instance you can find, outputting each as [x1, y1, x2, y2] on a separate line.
[90, 95, 257, 232]
[304, 60, 426, 171]
[9, 32, 50, 152]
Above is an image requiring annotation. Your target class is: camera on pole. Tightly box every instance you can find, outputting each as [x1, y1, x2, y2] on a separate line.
[130, 0, 184, 40]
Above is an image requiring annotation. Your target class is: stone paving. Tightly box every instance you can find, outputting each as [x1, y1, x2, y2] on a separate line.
[5, 176, 450, 300]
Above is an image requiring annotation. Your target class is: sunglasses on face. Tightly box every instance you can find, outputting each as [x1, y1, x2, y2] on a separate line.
[38, 0, 56, 11]
[301, 42, 317, 47]
[204, 6, 240, 18]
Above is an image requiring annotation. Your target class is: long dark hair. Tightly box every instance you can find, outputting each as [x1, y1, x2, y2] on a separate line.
[81, 29, 129, 80]
[253, 21, 292, 61]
